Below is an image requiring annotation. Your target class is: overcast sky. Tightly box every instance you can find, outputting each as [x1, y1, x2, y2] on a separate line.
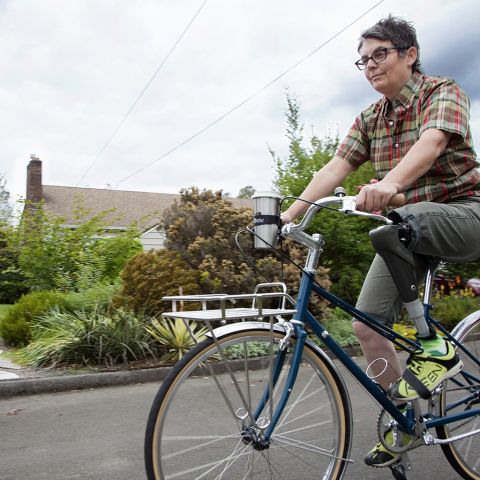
[2, 0, 480, 203]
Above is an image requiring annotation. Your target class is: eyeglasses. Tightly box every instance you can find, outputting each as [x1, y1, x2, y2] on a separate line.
[355, 46, 408, 70]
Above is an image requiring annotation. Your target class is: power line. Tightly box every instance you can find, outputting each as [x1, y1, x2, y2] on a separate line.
[115, 0, 384, 186]
[77, 0, 208, 186]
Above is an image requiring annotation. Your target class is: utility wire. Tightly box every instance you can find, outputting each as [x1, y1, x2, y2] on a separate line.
[77, 0, 208, 186]
[115, 0, 384, 186]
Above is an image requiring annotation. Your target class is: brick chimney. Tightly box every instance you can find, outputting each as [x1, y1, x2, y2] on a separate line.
[26, 155, 43, 203]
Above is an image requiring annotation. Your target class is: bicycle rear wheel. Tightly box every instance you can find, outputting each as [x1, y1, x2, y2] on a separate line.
[437, 310, 480, 480]
[145, 327, 352, 480]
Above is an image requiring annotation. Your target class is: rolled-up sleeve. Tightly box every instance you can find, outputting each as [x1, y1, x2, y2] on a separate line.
[419, 81, 470, 140]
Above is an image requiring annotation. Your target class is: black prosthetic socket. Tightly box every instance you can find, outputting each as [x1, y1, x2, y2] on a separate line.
[369, 224, 418, 303]
[416, 325, 437, 341]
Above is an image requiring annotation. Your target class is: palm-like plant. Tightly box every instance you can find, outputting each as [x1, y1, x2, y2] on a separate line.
[147, 318, 207, 364]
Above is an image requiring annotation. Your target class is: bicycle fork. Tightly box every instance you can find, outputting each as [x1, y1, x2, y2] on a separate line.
[240, 321, 308, 448]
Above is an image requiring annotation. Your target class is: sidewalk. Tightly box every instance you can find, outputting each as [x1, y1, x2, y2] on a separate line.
[0, 338, 171, 398]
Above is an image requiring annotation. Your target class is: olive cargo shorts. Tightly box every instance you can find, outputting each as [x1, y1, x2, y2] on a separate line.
[355, 198, 480, 326]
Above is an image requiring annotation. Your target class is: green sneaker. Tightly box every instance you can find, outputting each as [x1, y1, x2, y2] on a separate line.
[364, 428, 410, 468]
[390, 339, 463, 401]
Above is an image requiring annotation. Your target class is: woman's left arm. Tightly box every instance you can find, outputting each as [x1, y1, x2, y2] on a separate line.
[356, 128, 451, 212]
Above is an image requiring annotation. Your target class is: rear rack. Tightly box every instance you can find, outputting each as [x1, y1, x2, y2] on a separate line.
[162, 282, 297, 322]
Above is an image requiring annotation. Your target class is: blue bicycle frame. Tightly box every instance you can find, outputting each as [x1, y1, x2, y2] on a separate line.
[260, 265, 480, 441]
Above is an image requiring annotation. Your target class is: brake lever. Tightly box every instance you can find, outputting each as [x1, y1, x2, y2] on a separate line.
[339, 197, 393, 224]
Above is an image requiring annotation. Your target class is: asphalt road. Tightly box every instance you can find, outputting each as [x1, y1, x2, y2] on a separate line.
[0, 363, 460, 480]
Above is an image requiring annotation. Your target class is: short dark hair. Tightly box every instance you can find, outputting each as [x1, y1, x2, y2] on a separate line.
[358, 15, 422, 73]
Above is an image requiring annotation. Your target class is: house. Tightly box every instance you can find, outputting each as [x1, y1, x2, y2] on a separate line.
[25, 156, 253, 250]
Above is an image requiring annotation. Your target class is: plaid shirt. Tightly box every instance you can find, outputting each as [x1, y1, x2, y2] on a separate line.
[336, 72, 480, 203]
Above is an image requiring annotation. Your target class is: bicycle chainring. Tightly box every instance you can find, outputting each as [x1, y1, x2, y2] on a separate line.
[377, 408, 416, 454]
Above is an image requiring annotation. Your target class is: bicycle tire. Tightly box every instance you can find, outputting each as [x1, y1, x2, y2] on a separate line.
[436, 310, 480, 480]
[145, 327, 352, 480]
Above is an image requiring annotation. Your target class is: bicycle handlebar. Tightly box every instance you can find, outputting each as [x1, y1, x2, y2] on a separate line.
[281, 194, 393, 239]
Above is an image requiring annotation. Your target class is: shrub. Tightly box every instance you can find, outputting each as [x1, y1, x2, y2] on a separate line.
[63, 283, 118, 313]
[0, 304, 12, 321]
[118, 249, 200, 316]
[14, 307, 155, 368]
[0, 290, 66, 346]
[321, 307, 357, 347]
[431, 294, 480, 331]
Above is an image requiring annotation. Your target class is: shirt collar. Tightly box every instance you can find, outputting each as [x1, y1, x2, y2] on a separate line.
[391, 71, 423, 109]
[379, 71, 423, 115]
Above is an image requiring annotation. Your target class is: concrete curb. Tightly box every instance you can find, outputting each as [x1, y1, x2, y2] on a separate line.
[0, 366, 172, 399]
[0, 345, 365, 399]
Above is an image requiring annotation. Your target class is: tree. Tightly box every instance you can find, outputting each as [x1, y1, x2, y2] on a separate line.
[0, 226, 28, 303]
[14, 204, 142, 292]
[0, 174, 12, 224]
[272, 93, 378, 304]
[238, 185, 255, 198]
[162, 187, 257, 294]
[161, 187, 331, 317]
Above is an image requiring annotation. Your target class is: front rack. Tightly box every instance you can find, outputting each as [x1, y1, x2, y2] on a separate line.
[162, 282, 297, 322]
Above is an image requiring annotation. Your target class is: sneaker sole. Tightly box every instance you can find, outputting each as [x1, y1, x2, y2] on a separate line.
[365, 456, 400, 468]
[393, 359, 464, 401]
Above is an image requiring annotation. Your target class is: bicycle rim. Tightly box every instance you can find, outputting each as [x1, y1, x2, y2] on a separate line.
[437, 311, 480, 480]
[145, 329, 352, 480]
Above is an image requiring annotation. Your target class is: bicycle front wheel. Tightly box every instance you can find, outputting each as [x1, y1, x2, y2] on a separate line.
[437, 310, 480, 480]
[145, 327, 352, 480]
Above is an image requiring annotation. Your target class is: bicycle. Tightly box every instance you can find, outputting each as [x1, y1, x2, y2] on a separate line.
[144, 190, 480, 480]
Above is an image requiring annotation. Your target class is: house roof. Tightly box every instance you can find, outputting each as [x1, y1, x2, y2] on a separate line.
[41, 185, 253, 232]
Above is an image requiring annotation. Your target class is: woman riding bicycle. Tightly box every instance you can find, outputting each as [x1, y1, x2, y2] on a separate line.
[281, 14, 480, 468]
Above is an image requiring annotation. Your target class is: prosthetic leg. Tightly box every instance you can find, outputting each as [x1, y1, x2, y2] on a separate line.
[369, 223, 435, 340]
[368, 222, 460, 401]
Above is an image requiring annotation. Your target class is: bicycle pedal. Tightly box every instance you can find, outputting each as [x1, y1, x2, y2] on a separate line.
[390, 458, 410, 480]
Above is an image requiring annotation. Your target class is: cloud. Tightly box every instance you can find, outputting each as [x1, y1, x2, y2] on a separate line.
[1, 0, 479, 203]
[423, 31, 480, 101]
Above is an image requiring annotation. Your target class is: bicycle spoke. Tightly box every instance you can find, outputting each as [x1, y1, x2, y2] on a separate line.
[276, 372, 322, 429]
[146, 331, 351, 480]
[213, 440, 251, 480]
[436, 313, 480, 479]
[273, 433, 337, 457]
[260, 449, 289, 480]
[277, 401, 331, 432]
[161, 432, 240, 460]
[273, 441, 335, 474]
[278, 419, 334, 439]
[165, 439, 247, 479]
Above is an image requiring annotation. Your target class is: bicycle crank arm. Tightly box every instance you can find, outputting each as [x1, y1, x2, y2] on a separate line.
[424, 427, 480, 445]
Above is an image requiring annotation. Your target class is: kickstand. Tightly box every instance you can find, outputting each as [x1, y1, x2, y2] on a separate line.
[390, 453, 411, 480]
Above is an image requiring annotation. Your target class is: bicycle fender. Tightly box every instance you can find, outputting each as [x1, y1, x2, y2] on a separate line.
[206, 321, 288, 339]
[450, 309, 480, 340]
[206, 321, 344, 379]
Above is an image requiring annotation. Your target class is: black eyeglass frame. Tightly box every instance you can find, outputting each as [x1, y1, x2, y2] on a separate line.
[355, 46, 409, 70]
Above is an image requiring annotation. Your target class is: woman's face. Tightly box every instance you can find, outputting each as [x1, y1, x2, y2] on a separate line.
[359, 38, 417, 100]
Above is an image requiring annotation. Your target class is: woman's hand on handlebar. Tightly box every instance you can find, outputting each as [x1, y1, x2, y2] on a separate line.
[280, 212, 293, 225]
[356, 179, 405, 212]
